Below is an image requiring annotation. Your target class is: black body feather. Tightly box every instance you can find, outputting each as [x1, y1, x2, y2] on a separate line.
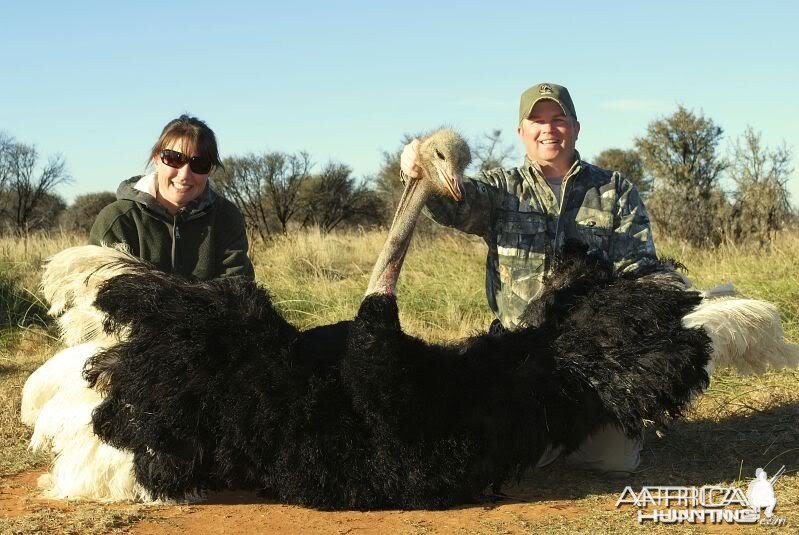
[84, 245, 710, 510]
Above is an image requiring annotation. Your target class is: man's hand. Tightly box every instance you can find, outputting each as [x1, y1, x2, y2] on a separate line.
[400, 138, 421, 179]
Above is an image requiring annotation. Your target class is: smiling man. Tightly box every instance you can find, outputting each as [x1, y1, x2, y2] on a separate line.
[401, 82, 682, 473]
[517, 84, 581, 182]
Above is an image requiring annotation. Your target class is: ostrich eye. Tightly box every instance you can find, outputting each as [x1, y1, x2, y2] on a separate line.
[435, 149, 446, 160]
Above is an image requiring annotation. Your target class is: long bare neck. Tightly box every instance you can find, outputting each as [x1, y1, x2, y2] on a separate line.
[365, 178, 434, 296]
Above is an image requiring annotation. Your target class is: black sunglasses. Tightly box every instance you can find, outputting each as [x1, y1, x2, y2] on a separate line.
[160, 149, 214, 174]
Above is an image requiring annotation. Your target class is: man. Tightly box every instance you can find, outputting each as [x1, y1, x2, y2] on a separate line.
[400, 82, 679, 472]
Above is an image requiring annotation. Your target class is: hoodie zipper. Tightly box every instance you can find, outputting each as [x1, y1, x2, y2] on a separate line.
[172, 216, 180, 272]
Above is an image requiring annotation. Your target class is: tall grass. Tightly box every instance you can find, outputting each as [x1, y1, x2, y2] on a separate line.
[0, 227, 797, 340]
[251, 227, 490, 342]
[252, 227, 799, 341]
[0, 232, 81, 349]
[0, 275, 50, 352]
[0, 231, 85, 290]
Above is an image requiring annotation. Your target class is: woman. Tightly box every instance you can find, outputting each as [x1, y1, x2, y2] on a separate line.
[89, 115, 254, 280]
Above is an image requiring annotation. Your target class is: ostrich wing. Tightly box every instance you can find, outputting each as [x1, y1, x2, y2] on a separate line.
[333, 243, 711, 510]
[85, 269, 301, 496]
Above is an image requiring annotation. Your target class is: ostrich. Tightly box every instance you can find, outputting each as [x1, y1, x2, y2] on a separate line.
[20, 129, 784, 509]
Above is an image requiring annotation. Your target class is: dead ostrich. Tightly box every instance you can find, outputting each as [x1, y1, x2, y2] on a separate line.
[20, 129, 787, 510]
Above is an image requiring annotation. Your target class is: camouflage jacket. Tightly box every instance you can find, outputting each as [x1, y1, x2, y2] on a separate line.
[418, 154, 668, 329]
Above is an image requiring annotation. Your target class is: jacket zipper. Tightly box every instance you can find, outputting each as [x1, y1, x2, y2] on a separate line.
[527, 160, 581, 274]
[172, 216, 180, 272]
[553, 160, 581, 244]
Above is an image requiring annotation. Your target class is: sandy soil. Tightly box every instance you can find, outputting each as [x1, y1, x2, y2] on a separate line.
[1, 470, 595, 534]
[0, 469, 774, 534]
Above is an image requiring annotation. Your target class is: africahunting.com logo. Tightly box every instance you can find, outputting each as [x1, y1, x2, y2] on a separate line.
[616, 466, 787, 526]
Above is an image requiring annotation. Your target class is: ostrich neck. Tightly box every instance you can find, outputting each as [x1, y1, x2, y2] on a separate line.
[365, 178, 435, 296]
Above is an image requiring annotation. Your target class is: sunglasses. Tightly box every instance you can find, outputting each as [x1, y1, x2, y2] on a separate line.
[159, 149, 214, 174]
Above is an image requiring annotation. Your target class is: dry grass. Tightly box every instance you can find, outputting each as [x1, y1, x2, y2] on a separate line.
[251, 227, 491, 342]
[0, 502, 149, 535]
[1, 228, 798, 533]
[0, 330, 56, 477]
[0, 231, 84, 290]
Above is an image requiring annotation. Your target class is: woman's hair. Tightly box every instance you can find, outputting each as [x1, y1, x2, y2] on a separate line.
[147, 114, 223, 172]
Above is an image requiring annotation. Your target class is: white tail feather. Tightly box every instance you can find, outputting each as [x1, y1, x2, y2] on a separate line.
[21, 343, 98, 426]
[23, 343, 152, 501]
[41, 244, 141, 345]
[21, 245, 156, 502]
[684, 298, 799, 375]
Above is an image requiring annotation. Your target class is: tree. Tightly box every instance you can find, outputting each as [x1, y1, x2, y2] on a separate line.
[214, 155, 274, 242]
[635, 106, 728, 245]
[215, 151, 312, 240]
[472, 129, 514, 173]
[0, 132, 14, 190]
[301, 163, 384, 233]
[59, 191, 117, 233]
[31, 192, 67, 230]
[0, 190, 66, 233]
[727, 127, 793, 245]
[645, 185, 731, 245]
[636, 106, 727, 192]
[265, 151, 312, 234]
[0, 138, 71, 235]
[592, 148, 652, 196]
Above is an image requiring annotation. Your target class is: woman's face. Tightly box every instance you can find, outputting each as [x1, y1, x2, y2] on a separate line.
[153, 138, 210, 214]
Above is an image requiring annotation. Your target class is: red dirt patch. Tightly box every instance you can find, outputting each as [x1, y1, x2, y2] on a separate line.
[2, 471, 589, 534]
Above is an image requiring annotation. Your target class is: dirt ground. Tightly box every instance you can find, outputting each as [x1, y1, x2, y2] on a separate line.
[4, 367, 796, 533]
[2, 466, 780, 534]
[0, 470, 591, 534]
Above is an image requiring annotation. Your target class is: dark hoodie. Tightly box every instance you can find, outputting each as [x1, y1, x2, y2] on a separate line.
[89, 176, 254, 280]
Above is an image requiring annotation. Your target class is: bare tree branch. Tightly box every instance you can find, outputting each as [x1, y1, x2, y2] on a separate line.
[215, 150, 312, 239]
[472, 129, 513, 173]
[0, 132, 15, 190]
[215, 155, 272, 242]
[266, 151, 311, 234]
[0, 139, 71, 234]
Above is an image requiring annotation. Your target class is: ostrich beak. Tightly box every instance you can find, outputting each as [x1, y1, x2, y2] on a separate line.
[434, 164, 464, 202]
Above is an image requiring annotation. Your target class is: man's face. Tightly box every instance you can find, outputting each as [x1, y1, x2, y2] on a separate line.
[517, 99, 580, 175]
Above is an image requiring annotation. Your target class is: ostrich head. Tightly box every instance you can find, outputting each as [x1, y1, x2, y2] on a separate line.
[366, 129, 471, 296]
[413, 129, 471, 202]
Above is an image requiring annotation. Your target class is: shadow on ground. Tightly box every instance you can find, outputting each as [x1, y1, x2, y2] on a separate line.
[503, 401, 799, 504]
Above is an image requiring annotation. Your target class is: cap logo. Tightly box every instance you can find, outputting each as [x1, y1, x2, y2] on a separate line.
[539, 84, 553, 95]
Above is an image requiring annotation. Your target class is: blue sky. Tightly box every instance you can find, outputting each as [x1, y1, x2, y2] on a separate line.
[1, 0, 797, 203]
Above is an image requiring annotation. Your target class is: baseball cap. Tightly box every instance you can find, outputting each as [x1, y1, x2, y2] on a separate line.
[518, 83, 577, 123]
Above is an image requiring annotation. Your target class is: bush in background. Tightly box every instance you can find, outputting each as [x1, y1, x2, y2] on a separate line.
[58, 191, 116, 234]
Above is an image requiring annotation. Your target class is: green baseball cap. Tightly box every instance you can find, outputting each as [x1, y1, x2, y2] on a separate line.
[518, 83, 577, 123]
